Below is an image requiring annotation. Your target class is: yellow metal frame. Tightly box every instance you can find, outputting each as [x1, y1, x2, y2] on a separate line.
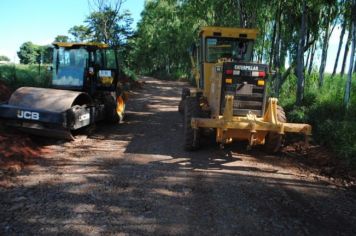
[191, 97, 312, 145]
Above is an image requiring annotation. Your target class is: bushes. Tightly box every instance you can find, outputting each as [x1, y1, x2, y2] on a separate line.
[0, 64, 51, 89]
[279, 73, 356, 167]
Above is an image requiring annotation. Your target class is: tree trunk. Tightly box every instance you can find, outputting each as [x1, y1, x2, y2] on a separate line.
[269, 0, 281, 70]
[341, 24, 352, 77]
[280, 41, 288, 71]
[296, 0, 307, 105]
[332, 18, 346, 77]
[319, 9, 331, 87]
[308, 43, 315, 75]
[269, 20, 277, 70]
[305, 46, 311, 68]
[259, 35, 265, 62]
[273, 10, 283, 96]
[259, 24, 266, 62]
[344, 0, 356, 107]
[304, 28, 310, 68]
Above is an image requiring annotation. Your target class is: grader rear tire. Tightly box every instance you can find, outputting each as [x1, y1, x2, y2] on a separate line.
[183, 97, 200, 151]
[264, 106, 286, 153]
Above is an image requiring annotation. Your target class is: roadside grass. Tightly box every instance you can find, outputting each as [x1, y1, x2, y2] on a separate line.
[279, 72, 356, 168]
[0, 64, 51, 90]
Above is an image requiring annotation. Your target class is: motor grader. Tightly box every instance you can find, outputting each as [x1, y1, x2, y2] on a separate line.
[179, 27, 311, 152]
[0, 42, 127, 139]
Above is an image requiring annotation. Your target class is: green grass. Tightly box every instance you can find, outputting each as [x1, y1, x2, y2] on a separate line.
[0, 64, 51, 89]
[279, 72, 356, 168]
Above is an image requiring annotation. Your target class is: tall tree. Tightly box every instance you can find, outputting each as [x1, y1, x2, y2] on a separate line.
[344, 0, 356, 107]
[86, 0, 132, 45]
[87, 0, 133, 69]
[332, 19, 346, 77]
[296, 0, 307, 105]
[318, 2, 337, 87]
[341, 23, 352, 77]
[332, 0, 348, 77]
[308, 43, 316, 75]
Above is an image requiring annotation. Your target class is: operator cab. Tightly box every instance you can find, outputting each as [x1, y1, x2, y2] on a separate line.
[52, 42, 118, 94]
[191, 27, 259, 95]
[205, 37, 254, 63]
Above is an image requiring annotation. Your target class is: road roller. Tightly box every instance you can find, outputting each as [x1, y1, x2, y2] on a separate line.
[0, 42, 127, 139]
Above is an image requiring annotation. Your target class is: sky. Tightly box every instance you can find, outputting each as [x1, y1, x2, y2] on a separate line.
[0, 0, 145, 62]
[0, 0, 352, 73]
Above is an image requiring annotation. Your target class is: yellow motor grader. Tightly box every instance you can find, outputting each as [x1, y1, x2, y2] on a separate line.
[179, 27, 311, 152]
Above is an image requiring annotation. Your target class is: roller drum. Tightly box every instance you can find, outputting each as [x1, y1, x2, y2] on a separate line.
[6, 87, 92, 139]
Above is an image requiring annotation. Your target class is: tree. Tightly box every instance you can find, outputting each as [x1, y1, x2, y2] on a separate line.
[68, 25, 92, 42]
[318, 1, 338, 87]
[54, 35, 69, 42]
[82, 0, 133, 72]
[344, 0, 356, 107]
[86, 0, 132, 45]
[308, 43, 316, 75]
[296, 0, 307, 105]
[37, 45, 53, 64]
[341, 23, 352, 77]
[17, 41, 39, 64]
[0, 55, 10, 61]
[332, 0, 348, 77]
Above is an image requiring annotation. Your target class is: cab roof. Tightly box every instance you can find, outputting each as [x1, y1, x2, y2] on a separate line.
[200, 27, 259, 40]
[52, 42, 109, 49]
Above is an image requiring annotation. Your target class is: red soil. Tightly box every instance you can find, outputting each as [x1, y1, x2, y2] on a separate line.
[0, 132, 51, 184]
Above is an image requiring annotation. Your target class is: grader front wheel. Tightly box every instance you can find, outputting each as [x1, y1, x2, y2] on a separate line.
[264, 106, 286, 153]
[183, 97, 200, 151]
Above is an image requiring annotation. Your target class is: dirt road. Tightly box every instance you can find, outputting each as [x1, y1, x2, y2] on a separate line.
[1, 77, 355, 235]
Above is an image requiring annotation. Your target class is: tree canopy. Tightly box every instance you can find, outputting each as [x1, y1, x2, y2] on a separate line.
[17, 42, 52, 65]
[54, 35, 69, 42]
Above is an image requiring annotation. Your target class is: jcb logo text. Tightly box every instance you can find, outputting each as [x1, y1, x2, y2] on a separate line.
[17, 110, 40, 120]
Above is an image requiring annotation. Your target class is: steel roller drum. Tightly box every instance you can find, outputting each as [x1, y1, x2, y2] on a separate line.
[8, 87, 92, 139]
